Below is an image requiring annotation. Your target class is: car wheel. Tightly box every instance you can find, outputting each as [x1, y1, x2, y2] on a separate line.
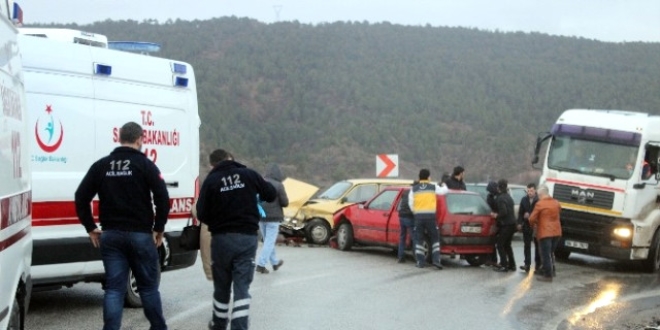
[337, 223, 354, 251]
[465, 254, 488, 267]
[305, 219, 331, 245]
[7, 296, 21, 330]
[554, 249, 571, 261]
[645, 229, 660, 273]
[422, 234, 432, 264]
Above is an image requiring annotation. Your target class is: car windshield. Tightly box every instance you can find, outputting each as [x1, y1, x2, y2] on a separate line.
[465, 185, 488, 200]
[547, 135, 639, 180]
[446, 194, 491, 215]
[316, 181, 352, 200]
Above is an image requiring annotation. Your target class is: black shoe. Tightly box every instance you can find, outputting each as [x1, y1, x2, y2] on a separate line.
[415, 263, 425, 268]
[519, 265, 530, 273]
[256, 265, 269, 274]
[508, 266, 517, 272]
[273, 260, 284, 271]
[208, 320, 214, 330]
[397, 258, 405, 264]
[494, 266, 510, 272]
[432, 262, 443, 270]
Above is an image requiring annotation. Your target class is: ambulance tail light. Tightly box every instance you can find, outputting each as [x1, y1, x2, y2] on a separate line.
[193, 176, 200, 225]
[94, 63, 112, 75]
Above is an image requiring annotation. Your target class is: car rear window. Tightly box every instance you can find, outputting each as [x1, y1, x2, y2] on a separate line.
[446, 194, 491, 215]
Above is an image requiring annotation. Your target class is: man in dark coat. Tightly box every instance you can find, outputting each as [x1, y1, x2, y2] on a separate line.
[256, 163, 289, 274]
[517, 183, 539, 273]
[445, 166, 467, 190]
[493, 179, 517, 272]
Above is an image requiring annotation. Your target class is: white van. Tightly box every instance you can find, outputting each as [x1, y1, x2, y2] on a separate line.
[18, 28, 200, 306]
[0, 2, 32, 330]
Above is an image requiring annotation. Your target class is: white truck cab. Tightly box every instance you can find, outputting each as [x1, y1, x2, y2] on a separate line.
[0, 2, 32, 330]
[533, 109, 660, 272]
[18, 28, 200, 306]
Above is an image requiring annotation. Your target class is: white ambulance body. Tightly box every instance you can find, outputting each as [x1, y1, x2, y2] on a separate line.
[0, 2, 32, 330]
[18, 28, 200, 305]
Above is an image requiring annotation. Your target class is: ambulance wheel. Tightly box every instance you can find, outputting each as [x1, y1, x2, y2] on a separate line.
[305, 219, 331, 245]
[8, 297, 21, 330]
[124, 268, 162, 308]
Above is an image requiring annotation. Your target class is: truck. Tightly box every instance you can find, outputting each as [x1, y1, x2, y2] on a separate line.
[0, 2, 32, 329]
[18, 28, 200, 306]
[532, 109, 660, 272]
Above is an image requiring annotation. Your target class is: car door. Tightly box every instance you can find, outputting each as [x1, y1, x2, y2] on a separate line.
[353, 190, 400, 243]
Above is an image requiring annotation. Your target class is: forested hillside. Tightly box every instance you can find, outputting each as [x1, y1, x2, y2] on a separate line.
[30, 18, 660, 186]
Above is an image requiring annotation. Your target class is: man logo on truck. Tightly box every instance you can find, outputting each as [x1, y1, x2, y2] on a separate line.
[35, 105, 63, 153]
[571, 189, 595, 204]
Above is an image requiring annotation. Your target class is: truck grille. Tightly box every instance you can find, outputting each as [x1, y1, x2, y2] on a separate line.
[560, 208, 616, 243]
[553, 184, 614, 209]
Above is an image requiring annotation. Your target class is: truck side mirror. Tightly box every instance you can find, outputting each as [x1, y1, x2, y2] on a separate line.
[532, 132, 551, 170]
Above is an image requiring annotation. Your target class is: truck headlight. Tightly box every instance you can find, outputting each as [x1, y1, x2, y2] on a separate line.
[613, 227, 632, 239]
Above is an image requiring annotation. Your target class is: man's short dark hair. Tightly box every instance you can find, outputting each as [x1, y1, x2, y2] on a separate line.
[418, 169, 430, 180]
[119, 122, 143, 144]
[453, 166, 464, 176]
[498, 179, 508, 191]
[209, 149, 232, 166]
[527, 183, 537, 189]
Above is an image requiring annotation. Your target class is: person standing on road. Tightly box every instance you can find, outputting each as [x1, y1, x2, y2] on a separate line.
[396, 182, 417, 263]
[196, 149, 276, 330]
[484, 181, 500, 268]
[74, 122, 169, 330]
[409, 169, 448, 269]
[493, 179, 517, 273]
[517, 183, 540, 273]
[445, 166, 467, 190]
[529, 184, 562, 282]
[256, 163, 289, 274]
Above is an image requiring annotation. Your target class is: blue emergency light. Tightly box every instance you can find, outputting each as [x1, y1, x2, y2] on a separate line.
[172, 63, 187, 74]
[94, 63, 112, 75]
[174, 77, 188, 87]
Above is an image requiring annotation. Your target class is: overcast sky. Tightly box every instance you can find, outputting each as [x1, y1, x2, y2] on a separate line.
[20, 0, 660, 43]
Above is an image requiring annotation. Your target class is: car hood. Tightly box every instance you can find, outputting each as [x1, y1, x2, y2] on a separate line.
[282, 178, 319, 219]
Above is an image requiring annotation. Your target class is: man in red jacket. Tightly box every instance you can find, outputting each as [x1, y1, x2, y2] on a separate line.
[529, 184, 562, 282]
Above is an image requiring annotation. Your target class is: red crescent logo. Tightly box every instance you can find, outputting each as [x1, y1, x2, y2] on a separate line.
[35, 122, 64, 153]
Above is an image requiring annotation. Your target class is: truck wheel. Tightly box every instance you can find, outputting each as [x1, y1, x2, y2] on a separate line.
[645, 230, 660, 273]
[305, 219, 331, 245]
[337, 223, 354, 251]
[465, 254, 488, 267]
[7, 297, 21, 330]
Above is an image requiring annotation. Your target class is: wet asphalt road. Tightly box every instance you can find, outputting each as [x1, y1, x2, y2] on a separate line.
[25, 239, 660, 330]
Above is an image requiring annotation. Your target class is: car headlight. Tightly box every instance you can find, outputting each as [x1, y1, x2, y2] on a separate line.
[613, 227, 632, 239]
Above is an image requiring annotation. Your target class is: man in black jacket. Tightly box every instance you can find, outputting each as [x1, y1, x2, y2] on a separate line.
[493, 179, 517, 272]
[75, 122, 169, 330]
[197, 149, 276, 330]
[517, 183, 539, 273]
[445, 166, 467, 190]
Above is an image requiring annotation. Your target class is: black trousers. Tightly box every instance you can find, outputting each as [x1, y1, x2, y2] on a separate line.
[496, 224, 516, 269]
[522, 224, 540, 267]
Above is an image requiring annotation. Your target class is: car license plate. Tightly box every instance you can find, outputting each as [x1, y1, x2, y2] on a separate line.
[461, 226, 482, 234]
[565, 240, 589, 249]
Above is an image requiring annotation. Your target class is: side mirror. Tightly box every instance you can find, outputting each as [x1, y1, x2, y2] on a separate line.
[340, 197, 348, 204]
[532, 132, 552, 170]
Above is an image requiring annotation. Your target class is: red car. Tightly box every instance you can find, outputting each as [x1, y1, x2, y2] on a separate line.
[332, 187, 497, 266]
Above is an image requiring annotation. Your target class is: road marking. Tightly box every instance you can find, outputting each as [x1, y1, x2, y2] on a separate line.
[168, 301, 210, 324]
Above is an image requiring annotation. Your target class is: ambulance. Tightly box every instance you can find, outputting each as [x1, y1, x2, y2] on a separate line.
[18, 27, 200, 306]
[0, 2, 32, 329]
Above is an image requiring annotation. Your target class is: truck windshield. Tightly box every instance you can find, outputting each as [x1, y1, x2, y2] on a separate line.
[547, 135, 639, 180]
[317, 181, 352, 200]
